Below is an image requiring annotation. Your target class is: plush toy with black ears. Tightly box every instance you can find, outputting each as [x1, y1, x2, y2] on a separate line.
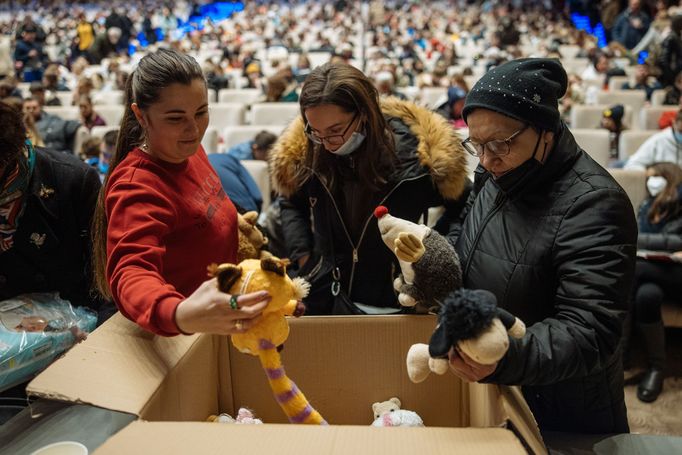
[407, 289, 526, 383]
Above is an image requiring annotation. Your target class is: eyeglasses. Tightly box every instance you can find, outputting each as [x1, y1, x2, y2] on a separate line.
[305, 113, 358, 146]
[461, 124, 529, 157]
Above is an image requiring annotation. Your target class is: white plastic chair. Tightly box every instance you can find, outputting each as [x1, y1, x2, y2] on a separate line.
[54, 91, 74, 106]
[608, 168, 647, 214]
[651, 89, 667, 106]
[43, 106, 79, 120]
[571, 128, 610, 167]
[72, 125, 90, 155]
[241, 159, 271, 209]
[208, 103, 247, 129]
[90, 125, 119, 140]
[308, 52, 331, 68]
[250, 103, 300, 126]
[558, 45, 580, 60]
[202, 127, 220, 154]
[570, 104, 633, 130]
[607, 76, 630, 92]
[92, 90, 124, 105]
[619, 130, 658, 158]
[395, 86, 420, 101]
[222, 125, 285, 150]
[596, 90, 646, 121]
[419, 87, 448, 109]
[95, 105, 125, 127]
[639, 107, 676, 130]
[218, 88, 263, 105]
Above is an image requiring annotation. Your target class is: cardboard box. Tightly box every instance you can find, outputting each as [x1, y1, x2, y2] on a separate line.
[27, 314, 544, 454]
[95, 422, 526, 454]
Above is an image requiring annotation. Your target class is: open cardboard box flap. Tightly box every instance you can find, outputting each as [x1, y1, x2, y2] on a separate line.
[27, 313, 545, 453]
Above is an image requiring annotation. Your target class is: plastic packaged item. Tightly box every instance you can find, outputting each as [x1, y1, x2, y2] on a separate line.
[0, 293, 97, 392]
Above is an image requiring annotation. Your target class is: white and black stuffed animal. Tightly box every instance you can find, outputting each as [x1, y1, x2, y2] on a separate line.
[407, 289, 526, 383]
[429, 288, 526, 364]
[374, 205, 461, 313]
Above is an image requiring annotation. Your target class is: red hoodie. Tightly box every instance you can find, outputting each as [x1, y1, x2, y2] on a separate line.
[105, 146, 237, 335]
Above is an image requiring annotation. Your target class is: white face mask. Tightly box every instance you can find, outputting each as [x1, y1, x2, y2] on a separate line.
[327, 131, 366, 156]
[647, 175, 667, 197]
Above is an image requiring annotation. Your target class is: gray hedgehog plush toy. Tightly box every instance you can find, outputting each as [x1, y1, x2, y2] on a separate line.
[374, 205, 461, 313]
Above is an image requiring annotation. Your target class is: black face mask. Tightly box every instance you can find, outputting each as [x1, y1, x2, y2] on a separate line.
[492, 130, 546, 194]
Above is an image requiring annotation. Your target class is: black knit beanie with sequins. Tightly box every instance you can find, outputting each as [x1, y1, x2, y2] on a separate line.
[462, 58, 568, 132]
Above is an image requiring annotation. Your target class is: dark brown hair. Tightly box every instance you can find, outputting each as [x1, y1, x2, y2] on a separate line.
[265, 74, 288, 102]
[299, 62, 395, 191]
[91, 48, 205, 298]
[80, 136, 101, 159]
[0, 101, 28, 170]
[647, 162, 682, 224]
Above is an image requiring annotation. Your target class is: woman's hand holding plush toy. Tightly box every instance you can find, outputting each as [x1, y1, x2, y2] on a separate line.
[448, 345, 498, 383]
[175, 277, 271, 335]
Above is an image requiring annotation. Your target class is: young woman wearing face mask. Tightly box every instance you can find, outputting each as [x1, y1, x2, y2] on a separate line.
[269, 62, 470, 315]
[629, 162, 682, 402]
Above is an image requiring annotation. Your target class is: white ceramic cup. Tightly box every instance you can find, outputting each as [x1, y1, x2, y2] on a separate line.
[30, 441, 88, 455]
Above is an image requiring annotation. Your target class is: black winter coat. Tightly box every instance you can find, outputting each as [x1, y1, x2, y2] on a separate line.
[270, 98, 470, 314]
[658, 33, 682, 87]
[448, 125, 637, 434]
[0, 148, 105, 315]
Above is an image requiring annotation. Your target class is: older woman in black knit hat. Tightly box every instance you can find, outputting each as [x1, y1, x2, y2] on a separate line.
[440, 58, 637, 435]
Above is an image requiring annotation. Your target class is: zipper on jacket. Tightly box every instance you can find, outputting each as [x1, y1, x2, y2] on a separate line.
[312, 169, 430, 296]
[346, 174, 430, 295]
[462, 190, 507, 280]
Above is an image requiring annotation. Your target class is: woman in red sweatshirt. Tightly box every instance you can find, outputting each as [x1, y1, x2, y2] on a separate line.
[92, 49, 270, 336]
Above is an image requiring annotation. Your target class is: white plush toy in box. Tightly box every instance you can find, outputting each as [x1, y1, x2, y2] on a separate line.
[371, 397, 424, 427]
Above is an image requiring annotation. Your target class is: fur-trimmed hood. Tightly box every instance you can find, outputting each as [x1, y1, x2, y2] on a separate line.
[269, 97, 469, 200]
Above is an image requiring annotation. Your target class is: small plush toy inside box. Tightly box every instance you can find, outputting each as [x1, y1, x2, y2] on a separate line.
[26, 313, 535, 453]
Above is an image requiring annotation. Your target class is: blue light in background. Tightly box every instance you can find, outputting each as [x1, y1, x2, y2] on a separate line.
[135, 1, 244, 51]
[570, 13, 592, 34]
[570, 14, 608, 49]
[593, 23, 607, 48]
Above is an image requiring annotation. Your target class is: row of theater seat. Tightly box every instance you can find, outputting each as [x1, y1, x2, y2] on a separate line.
[43, 102, 302, 130]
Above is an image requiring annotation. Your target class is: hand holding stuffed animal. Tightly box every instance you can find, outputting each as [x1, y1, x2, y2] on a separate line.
[209, 257, 326, 425]
[407, 289, 526, 383]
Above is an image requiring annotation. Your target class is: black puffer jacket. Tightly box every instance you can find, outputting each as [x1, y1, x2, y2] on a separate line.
[270, 98, 470, 314]
[0, 147, 106, 315]
[658, 32, 682, 87]
[450, 125, 637, 434]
